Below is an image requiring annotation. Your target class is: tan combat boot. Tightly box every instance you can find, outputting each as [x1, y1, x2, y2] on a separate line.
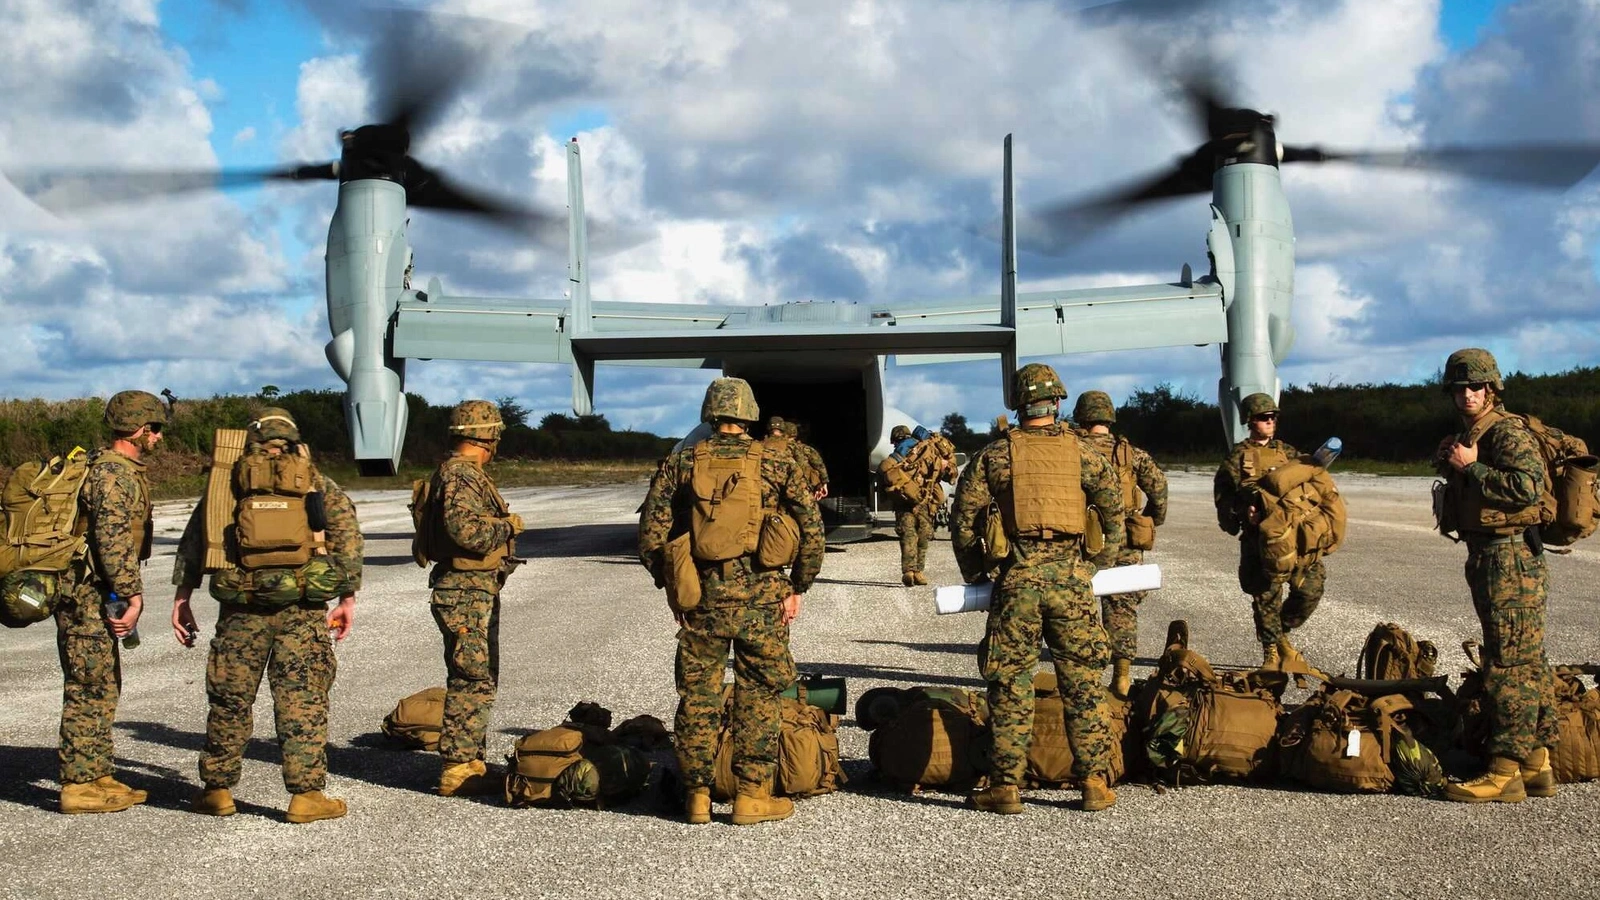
[1277, 636, 1306, 668]
[1260, 642, 1281, 669]
[911, 571, 929, 586]
[93, 775, 147, 806]
[286, 790, 347, 824]
[191, 787, 237, 816]
[1520, 747, 1556, 798]
[731, 786, 794, 825]
[1081, 776, 1117, 812]
[684, 786, 712, 825]
[1110, 659, 1132, 699]
[59, 781, 136, 815]
[439, 759, 497, 797]
[969, 783, 1023, 815]
[902, 571, 916, 587]
[1445, 756, 1526, 803]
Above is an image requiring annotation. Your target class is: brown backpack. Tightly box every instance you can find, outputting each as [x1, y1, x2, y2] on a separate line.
[1027, 672, 1132, 786]
[1135, 643, 1283, 784]
[1277, 689, 1419, 793]
[690, 441, 765, 562]
[381, 687, 446, 751]
[231, 447, 319, 569]
[1551, 672, 1600, 783]
[712, 695, 847, 800]
[1357, 623, 1438, 681]
[1253, 461, 1347, 577]
[1514, 413, 1600, 546]
[878, 453, 925, 505]
[867, 688, 989, 792]
[0, 449, 91, 627]
[504, 725, 586, 807]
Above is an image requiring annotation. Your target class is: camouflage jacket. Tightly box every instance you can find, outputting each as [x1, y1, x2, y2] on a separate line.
[79, 448, 152, 597]
[1078, 429, 1169, 525]
[951, 422, 1125, 581]
[431, 454, 516, 591]
[1438, 407, 1545, 536]
[1214, 438, 1300, 535]
[172, 471, 364, 592]
[793, 439, 829, 491]
[638, 431, 824, 603]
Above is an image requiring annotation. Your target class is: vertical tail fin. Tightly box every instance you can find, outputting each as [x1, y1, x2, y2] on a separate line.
[567, 137, 595, 415]
[999, 134, 1019, 408]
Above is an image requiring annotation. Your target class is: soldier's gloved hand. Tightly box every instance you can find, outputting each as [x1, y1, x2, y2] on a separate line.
[505, 513, 525, 534]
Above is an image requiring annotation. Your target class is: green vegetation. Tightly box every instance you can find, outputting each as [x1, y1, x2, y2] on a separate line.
[938, 366, 1600, 470]
[0, 390, 676, 498]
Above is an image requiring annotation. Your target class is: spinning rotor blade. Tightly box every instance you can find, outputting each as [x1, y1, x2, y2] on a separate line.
[403, 160, 563, 233]
[368, 8, 507, 140]
[1022, 158, 1209, 254]
[1283, 143, 1600, 188]
[6, 163, 338, 213]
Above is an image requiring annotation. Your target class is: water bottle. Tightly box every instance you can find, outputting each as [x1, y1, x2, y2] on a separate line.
[103, 592, 141, 649]
[1312, 436, 1343, 468]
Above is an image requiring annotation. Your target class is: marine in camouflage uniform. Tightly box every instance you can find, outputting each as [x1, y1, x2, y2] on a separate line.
[1072, 390, 1168, 697]
[785, 421, 830, 500]
[1435, 349, 1560, 803]
[952, 364, 1124, 814]
[53, 390, 163, 814]
[639, 378, 824, 825]
[894, 428, 954, 585]
[428, 400, 523, 796]
[1213, 393, 1324, 667]
[170, 408, 361, 822]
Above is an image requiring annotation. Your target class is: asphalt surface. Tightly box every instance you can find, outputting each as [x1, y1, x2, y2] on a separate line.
[3, 472, 1599, 899]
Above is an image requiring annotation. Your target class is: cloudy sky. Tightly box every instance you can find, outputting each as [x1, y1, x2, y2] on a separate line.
[1, 0, 1597, 437]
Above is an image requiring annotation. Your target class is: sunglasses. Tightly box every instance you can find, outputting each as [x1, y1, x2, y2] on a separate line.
[146, 422, 163, 434]
[1450, 382, 1490, 393]
[1251, 413, 1278, 422]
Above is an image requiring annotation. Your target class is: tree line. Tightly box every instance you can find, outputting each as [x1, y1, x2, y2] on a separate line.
[937, 366, 1600, 461]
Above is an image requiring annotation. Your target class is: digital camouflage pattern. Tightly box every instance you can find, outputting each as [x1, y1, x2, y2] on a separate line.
[171, 467, 363, 791]
[1443, 406, 1559, 760]
[700, 377, 760, 423]
[951, 422, 1125, 786]
[1214, 437, 1321, 647]
[1073, 391, 1117, 426]
[103, 390, 167, 433]
[1238, 392, 1279, 423]
[1441, 348, 1505, 393]
[448, 399, 505, 442]
[428, 453, 517, 763]
[638, 429, 823, 791]
[199, 604, 337, 792]
[432, 587, 501, 763]
[789, 430, 829, 494]
[1078, 428, 1169, 661]
[894, 435, 957, 577]
[248, 407, 301, 443]
[56, 448, 150, 785]
[1013, 363, 1067, 406]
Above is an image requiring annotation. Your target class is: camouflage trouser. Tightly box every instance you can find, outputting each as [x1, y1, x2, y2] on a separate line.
[1467, 539, 1560, 761]
[1100, 547, 1146, 662]
[675, 602, 795, 791]
[431, 588, 501, 764]
[54, 584, 121, 785]
[1239, 537, 1325, 646]
[200, 603, 335, 793]
[981, 556, 1112, 785]
[896, 505, 935, 574]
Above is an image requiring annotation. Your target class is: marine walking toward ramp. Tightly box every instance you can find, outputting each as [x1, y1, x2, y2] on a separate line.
[170, 408, 361, 823]
[951, 363, 1125, 814]
[1214, 393, 1326, 669]
[1072, 390, 1168, 698]
[638, 377, 824, 825]
[414, 400, 525, 797]
[51, 390, 163, 814]
[1433, 348, 1562, 803]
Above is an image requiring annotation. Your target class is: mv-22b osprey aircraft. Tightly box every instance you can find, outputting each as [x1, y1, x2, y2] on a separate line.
[13, 28, 1599, 540]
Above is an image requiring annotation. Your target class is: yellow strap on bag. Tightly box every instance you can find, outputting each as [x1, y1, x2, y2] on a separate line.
[203, 429, 249, 572]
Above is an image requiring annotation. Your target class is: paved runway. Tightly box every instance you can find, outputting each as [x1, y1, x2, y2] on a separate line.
[2, 472, 1599, 899]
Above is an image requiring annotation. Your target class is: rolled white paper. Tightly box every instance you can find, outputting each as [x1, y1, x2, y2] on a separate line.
[934, 563, 1163, 615]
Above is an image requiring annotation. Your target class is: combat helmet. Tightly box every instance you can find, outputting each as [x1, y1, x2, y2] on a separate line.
[890, 425, 912, 442]
[248, 407, 300, 444]
[449, 399, 505, 443]
[1441, 348, 1504, 393]
[1013, 363, 1066, 413]
[104, 390, 167, 434]
[700, 378, 759, 423]
[1073, 390, 1116, 426]
[781, 420, 799, 439]
[1238, 392, 1280, 424]
[767, 415, 788, 437]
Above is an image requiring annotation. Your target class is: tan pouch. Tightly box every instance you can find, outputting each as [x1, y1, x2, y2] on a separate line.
[664, 531, 700, 613]
[234, 493, 313, 569]
[1126, 514, 1156, 551]
[983, 503, 1010, 565]
[757, 512, 800, 569]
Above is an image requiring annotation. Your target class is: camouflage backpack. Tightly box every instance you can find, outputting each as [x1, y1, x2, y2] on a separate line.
[1133, 638, 1283, 784]
[1356, 622, 1438, 682]
[1512, 413, 1600, 546]
[0, 449, 92, 627]
[1276, 688, 1445, 797]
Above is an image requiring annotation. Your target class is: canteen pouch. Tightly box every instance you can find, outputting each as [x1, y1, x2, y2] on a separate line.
[756, 511, 800, 569]
[664, 531, 701, 613]
[0, 569, 61, 627]
[1125, 513, 1156, 551]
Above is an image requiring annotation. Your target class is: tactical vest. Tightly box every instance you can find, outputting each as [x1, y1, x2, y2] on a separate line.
[231, 446, 319, 569]
[1238, 442, 1292, 487]
[689, 440, 767, 562]
[84, 449, 153, 571]
[418, 457, 513, 572]
[1001, 430, 1086, 539]
[1449, 409, 1551, 536]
